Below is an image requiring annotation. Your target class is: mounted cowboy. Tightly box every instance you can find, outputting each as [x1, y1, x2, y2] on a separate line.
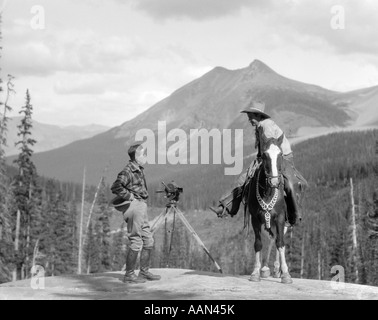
[210, 101, 307, 226]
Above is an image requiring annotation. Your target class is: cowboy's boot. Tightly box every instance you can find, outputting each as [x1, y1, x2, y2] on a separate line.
[210, 185, 245, 218]
[138, 247, 161, 281]
[284, 178, 301, 226]
[123, 249, 146, 284]
[293, 181, 305, 222]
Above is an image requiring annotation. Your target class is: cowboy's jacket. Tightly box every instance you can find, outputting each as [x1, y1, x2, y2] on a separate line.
[255, 119, 292, 158]
[111, 160, 149, 202]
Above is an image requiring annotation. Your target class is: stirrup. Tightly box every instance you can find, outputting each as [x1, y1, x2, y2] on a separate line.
[209, 206, 227, 218]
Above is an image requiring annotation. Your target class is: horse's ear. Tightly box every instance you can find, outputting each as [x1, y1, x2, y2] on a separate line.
[278, 134, 284, 145]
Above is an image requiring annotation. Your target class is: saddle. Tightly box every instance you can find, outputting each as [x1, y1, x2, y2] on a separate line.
[242, 160, 259, 203]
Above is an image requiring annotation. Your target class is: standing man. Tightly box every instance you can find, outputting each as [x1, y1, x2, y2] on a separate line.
[111, 144, 161, 283]
[210, 101, 307, 226]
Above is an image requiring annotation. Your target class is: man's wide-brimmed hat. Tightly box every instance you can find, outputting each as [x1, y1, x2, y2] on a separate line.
[241, 101, 271, 119]
[110, 195, 131, 213]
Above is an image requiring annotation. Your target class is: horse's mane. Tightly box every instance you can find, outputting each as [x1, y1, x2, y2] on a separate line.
[261, 135, 284, 154]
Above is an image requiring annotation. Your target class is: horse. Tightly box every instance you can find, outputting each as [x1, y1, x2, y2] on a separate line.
[246, 134, 293, 284]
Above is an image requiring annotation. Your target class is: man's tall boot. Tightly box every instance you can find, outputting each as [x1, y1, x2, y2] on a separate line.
[284, 178, 301, 226]
[138, 247, 161, 281]
[123, 249, 146, 284]
[210, 186, 244, 218]
[209, 203, 228, 218]
[210, 167, 257, 218]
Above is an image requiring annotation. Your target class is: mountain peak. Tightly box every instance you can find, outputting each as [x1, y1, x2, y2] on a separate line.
[247, 59, 276, 75]
[208, 66, 229, 74]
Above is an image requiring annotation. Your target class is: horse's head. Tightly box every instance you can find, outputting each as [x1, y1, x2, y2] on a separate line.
[261, 135, 283, 189]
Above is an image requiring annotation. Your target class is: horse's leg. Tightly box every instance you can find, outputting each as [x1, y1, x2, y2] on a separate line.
[249, 217, 262, 282]
[261, 233, 274, 278]
[278, 246, 292, 284]
[276, 217, 292, 284]
[250, 251, 262, 282]
[273, 248, 281, 278]
[273, 225, 288, 278]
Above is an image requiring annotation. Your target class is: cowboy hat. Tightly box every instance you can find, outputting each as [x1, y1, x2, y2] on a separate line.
[241, 101, 271, 119]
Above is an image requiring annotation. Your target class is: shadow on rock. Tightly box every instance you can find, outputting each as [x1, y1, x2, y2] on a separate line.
[183, 270, 225, 278]
[53, 272, 199, 300]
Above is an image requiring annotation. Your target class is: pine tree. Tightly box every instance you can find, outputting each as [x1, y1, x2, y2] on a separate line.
[68, 200, 78, 271]
[39, 181, 54, 275]
[84, 222, 101, 274]
[12, 90, 39, 279]
[51, 191, 75, 276]
[40, 180, 75, 277]
[95, 180, 112, 272]
[110, 225, 127, 271]
[0, 16, 16, 283]
[286, 225, 305, 278]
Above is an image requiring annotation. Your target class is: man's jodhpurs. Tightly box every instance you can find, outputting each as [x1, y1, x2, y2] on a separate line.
[123, 199, 154, 252]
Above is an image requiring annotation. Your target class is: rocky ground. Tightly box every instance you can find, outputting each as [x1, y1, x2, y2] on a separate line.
[0, 268, 377, 300]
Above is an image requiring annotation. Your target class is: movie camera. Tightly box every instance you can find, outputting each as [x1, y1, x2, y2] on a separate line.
[156, 181, 183, 202]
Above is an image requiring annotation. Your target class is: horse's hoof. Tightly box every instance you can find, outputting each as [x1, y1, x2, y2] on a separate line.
[281, 273, 293, 284]
[273, 271, 281, 279]
[249, 274, 261, 282]
[260, 268, 271, 278]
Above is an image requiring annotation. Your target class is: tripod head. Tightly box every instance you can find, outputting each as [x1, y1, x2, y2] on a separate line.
[156, 181, 183, 204]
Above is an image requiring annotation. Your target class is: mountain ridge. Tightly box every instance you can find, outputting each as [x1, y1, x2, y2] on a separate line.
[6, 59, 378, 186]
[4, 117, 110, 156]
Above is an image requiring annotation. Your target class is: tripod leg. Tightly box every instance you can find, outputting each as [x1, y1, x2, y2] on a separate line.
[150, 208, 169, 235]
[174, 208, 223, 274]
[166, 209, 176, 268]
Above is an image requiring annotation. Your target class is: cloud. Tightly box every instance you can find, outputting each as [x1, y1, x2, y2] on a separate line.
[3, 24, 148, 77]
[54, 74, 107, 95]
[4, 41, 57, 77]
[268, 0, 378, 57]
[113, 0, 378, 58]
[3, 17, 204, 81]
[117, 0, 270, 20]
[4, 0, 377, 128]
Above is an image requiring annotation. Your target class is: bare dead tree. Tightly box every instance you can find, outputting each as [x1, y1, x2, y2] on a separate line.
[350, 178, 359, 283]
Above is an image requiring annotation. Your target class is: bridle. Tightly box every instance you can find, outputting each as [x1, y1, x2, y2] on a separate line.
[263, 170, 282, 189]
[261, 148, 283, 189]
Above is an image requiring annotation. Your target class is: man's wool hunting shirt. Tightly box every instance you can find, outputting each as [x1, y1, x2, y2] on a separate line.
[111, 161, 149, 202]
[256, 118, 292, 157]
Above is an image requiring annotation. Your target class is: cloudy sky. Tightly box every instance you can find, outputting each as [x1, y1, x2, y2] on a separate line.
[1, 0, 378, 127]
